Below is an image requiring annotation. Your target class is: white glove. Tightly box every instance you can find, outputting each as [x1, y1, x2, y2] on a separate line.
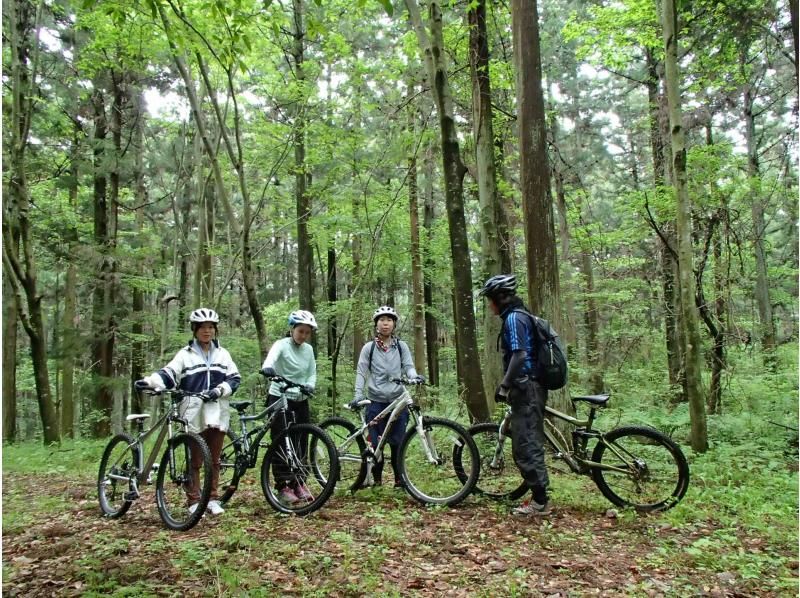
[143, 374, 166, 391]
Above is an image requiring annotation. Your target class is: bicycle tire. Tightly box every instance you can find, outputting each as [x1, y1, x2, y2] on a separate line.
[399, 416, 479, 507]
[466, 422, 528, 501]
[218, 429, 244, 505]
[591, 425, 690, 512]
[155, 432, 212, 531]
[316, 417, 367, 492]
[260, 423, 339, 516]
[98, 433, 139, 518]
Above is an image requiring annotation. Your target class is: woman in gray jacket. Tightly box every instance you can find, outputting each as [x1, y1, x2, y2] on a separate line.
[351, 305, 423, 487]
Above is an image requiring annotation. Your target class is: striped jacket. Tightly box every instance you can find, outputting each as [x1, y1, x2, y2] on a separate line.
[152, 339, 241, 397]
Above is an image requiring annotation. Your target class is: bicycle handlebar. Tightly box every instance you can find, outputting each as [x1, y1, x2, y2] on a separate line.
[261, 372, 315, 397]
[390, 377, 426, 386]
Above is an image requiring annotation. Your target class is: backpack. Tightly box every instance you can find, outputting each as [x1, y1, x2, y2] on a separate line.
[502, 309, 568, 391]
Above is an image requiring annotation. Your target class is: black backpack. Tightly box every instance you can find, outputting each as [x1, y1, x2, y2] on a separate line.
[503, 309, 568, 391]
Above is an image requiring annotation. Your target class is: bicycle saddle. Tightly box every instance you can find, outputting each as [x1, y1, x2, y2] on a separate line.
[230, 401, 253, 412]
[572, 394, 610, 406]
[126, 413, 151, 421]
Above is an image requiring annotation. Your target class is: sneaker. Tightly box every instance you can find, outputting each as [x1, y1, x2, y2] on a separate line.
[295, 484, 314, 502]
[207, 500, 225, 515]
[278, 486, 300, 504]
[188, 503, 201, 515]
[512, 500, 551, 516]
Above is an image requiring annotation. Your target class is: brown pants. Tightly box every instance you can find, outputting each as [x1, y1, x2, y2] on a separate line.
[185, 428, 225, 504]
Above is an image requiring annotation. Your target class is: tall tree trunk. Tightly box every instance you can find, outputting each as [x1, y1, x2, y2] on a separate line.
[327, 243, 338, 401]
[405, 0, 489, 422]
[3, 0, 59, 444]
[646, 48, 682, 395]
[61, 132, 81, 438]
[512, 0, 568, 415]
[131, 85, 147, 416]
[662, 0, 708, 452]
[742, 52, 776, 363]
[292, 0, 315, 319]
[789, 0, 798, 83]
[192, 125, 213, 305]
[408, 102, 427, 375]
[3, 268, 19, 443]
[469, 0, 507, 404]
[90, 83, 115, 438]
[423, 143, 440, 385]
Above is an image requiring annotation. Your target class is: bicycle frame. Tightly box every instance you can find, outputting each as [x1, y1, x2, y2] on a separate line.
[231, 395, 293, 466]
[493, 402, 636, 477]
[108, 393, 189, 498]
[345, 389, 439, 466]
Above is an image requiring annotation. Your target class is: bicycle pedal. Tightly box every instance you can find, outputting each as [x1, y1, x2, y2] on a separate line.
[123, 490, 140, 501]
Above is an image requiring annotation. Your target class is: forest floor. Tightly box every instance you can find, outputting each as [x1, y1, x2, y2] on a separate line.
[3, 467, 797, 597]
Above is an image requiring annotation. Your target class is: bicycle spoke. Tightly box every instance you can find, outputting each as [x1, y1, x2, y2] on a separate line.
[400, 418, 479, 506]
[468, 423, 527, 500]
[156, 433, 212, 531]
[98, 434, 139, 518]
[591, 426, 689, 512]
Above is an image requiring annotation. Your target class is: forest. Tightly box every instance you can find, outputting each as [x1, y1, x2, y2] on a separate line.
[3, 0, 798, 595]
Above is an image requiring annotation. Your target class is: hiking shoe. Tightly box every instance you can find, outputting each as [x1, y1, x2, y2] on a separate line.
[512, 500, 551, 516]
[207, 500, 225, 515]
[188, 503, 201, 515]
[295, 484, 314, 502]
[278, 486, 300, 504]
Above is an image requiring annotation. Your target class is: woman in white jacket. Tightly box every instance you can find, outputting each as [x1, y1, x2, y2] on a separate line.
[137, 308, 240, 516]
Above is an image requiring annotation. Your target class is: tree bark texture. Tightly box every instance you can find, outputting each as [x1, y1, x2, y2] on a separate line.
[423, 145, 440, 386]
[3, 269, 19, 442]
[742, 57, 776, 361]
[3, 0, 59, 444]
[405, 0, 489, 422]
[662, 0, 708, 452]
[469, 0, 506, 405]
[408, 117, 427, 375]
[511, 0, 569, 414]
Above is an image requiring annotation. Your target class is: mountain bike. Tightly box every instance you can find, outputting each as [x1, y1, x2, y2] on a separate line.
[467, 394, 690, 512]
[217, 374, 339, 515]
[315, 378, 480, 507]
[97, 388, 213, 531]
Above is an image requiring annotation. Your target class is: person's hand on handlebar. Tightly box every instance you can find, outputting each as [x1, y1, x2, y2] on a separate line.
[261, 366, 277, 378]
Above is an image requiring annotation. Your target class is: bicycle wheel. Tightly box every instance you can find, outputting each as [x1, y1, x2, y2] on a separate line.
[467, 422, 528, 500]
[260, 423, 339, 515]
[591, 425, 690, 512]
[316, 417, 367, 492]
[98, 433, 139, 518]
[218, 429, 245, 505]
[399, 417, 479, 507]
[155, 432, 212, 531]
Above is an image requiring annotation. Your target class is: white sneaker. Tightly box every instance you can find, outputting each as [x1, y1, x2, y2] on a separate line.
[207, 500, 225, 515]
[188, 503, 201, 515]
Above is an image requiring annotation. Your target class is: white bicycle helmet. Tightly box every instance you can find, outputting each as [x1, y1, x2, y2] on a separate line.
[188, 308, 220, 324]
[373, 305, 398, 323]
[478, 274, 518, 298]
[288, 309, 318, 330]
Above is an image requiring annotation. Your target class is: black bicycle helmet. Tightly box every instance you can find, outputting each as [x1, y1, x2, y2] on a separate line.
[478, 274, 518, 298]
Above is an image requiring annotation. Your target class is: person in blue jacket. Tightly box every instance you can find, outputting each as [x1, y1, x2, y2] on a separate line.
[479, 275, 550, 516]
[137, 308, 240, 516]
